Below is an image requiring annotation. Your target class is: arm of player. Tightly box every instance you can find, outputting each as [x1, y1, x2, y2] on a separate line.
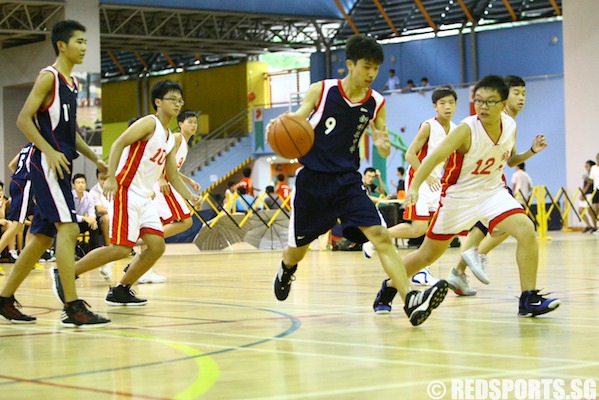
[507, 133, 547, 167]
[164, 150, 200, 208]
[292, 82, 322, 119]
[370, 103, 390, 158]
[7, 153, 19, 174]
[16, 71, 71, 180]
[180, 172, 201, 192]
[103, 116, 155, 201]
[406, 123, 470, 204]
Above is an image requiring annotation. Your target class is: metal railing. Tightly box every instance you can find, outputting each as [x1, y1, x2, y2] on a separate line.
[182, 108, 251, 174]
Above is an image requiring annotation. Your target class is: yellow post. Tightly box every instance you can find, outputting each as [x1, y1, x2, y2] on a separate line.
[537, 185, 552, 240]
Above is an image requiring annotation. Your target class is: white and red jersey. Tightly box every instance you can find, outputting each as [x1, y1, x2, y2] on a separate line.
[407, 117, 457, 186]
[441, 114, 516, 199]
[174, 133, 189, 171]
[116, 115, 175, 198]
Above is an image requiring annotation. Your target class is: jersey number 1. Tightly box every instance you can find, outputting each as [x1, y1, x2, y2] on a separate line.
[150, 149, 167, 165]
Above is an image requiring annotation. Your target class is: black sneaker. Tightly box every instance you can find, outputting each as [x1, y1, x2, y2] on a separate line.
[273, 261, 297, 301]
[61, 299, 111, 328]
[105, 285, 147, 306]
[404, 280, 449, 326]
[518, 290, 560, 317]
[51, 267, 66, 303]
[373, 279, 398, 314]
[0, 295, 37, 324]
[39, 248, 56, 262]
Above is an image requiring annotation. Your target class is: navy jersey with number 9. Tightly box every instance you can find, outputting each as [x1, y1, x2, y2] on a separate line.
[299, 79, 385, 172]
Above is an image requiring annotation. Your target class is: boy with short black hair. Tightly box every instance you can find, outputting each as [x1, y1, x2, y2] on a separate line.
[0, 20, 110, 327]
[52, 80, 201, 306]
[375, 74, 560, 317]
[272, 34, 448, 326]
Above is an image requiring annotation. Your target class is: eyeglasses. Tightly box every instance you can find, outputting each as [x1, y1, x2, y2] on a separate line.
[162, 97, 185, 106]
[473, 98, 502, 107]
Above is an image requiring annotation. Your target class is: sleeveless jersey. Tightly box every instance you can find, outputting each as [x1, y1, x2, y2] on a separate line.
[441, 114, 516, 198]
[35, 66, 79, 160]
[407, 117, 457, 185]
[174, 133, 189, 171]
[300, 79, 385, 172]
[12, 143, 34, 182]
[116, 115, 175, 198]
[160, 133, 188, 181]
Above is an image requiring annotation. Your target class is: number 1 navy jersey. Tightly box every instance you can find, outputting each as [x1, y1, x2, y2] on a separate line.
[11, 142, 34, 182]
[300, 79, 385, 172]
[34, 66, 79, 160]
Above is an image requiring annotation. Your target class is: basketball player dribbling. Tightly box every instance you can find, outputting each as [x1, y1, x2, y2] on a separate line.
[272, 34, 449, 326]
[373, 75, 560, 317]
[52, 80, 201, 307]
[0, 20, 111, 327]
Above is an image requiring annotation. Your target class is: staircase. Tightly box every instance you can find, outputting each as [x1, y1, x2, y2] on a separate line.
[181, 108, 254, 193]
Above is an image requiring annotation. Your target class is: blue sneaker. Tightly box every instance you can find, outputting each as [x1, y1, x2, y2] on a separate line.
[373, 279, 398, 314]
[518, 290, 560, 317]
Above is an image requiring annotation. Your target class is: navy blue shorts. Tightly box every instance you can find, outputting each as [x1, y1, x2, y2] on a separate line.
[29, 149, 77, 237]
[289, 168, 385, 247]
[6, 178, 35, 223]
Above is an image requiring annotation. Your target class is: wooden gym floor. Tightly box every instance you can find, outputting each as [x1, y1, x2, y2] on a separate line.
[0, 231, 597, 399]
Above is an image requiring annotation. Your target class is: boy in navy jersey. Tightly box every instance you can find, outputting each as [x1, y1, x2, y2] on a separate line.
[0, 20, 110, 327]
[272, 35, 448, 326]
[0, 144, 36, 267]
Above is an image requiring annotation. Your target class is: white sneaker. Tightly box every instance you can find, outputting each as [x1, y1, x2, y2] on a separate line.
[362, 241, 376, 259]
[461, 247, 490, 284]
[447, 267, 477, 296]
[138, 269, 166, 284]
[99, 265, 113, 282]
[9, 249, 19, 262]
[411, 267, 439, 286]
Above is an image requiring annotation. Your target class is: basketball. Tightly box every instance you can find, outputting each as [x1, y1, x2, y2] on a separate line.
[268, 113, 315, 159]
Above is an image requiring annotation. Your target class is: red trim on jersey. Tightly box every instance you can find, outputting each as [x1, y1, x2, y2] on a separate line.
[140, 227, 164, 238]
[408, 143, 429, 187]
[313, 81, 326, 112]
[162, 190, 190, 224]
[440, 152, 464, 197]
[337, 79, 372, 104]
[38, 70, 57, 113]
[111, 186, 132, 247]
[372, 97, 386, 121]
[488, 208, 526, 234]
[426, 205, 469, 240]
[116, 140, 148, 187]
[402, 204, 433, 221]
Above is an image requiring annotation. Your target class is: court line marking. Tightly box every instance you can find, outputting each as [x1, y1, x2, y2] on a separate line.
[0, 305, 301, 400]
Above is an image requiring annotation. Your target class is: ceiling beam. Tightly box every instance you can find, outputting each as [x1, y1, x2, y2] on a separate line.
[548, 0, 562, 16]
[456, 0, 476, 24]
[413, 0, 438, 32]
[501, 0, 517, 21]
[106, 50, 127, 76]
[373, 0, 400, 37]
[333, 0, 359, 35]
